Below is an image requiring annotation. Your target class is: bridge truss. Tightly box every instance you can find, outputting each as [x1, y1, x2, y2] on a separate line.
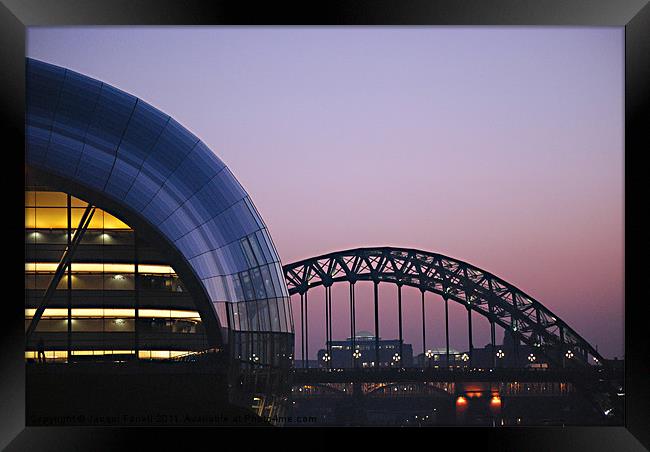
[283, 247, 606, 370]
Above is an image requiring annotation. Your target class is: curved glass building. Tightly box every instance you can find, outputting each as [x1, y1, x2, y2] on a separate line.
[25, 58, 293, 421]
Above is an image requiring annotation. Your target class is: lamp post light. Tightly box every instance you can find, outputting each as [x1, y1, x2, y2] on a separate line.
[563, 349, 573, 369]
[352, 348, 361, 368]
[252, 353, 259, 364]
[495, 349, 505, 368]
[527, 353, 536, 363]
[392, 353, 401, 367]
[425, 349, 434, 368]
[322, 352, 331, 367]
[461, 353, 469, 368]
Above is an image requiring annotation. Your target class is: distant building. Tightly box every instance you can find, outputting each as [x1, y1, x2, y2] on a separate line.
[317, 331, 413, 368]
[411, 330, 555, 369]
[413, 349, 465, 367]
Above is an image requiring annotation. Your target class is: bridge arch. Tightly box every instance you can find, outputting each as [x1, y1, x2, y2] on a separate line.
[283, 247, 605, 370]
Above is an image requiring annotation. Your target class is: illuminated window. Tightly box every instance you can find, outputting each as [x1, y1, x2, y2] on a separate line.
[25, 189, 206, 362]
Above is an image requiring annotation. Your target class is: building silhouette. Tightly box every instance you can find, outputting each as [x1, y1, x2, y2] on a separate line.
[317, 331, 414, 368]
[25, 58, 293, 423]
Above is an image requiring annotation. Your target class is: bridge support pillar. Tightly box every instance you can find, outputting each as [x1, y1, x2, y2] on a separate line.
[325, 285, 332, 369]
[421, 289, 426, 364]
[445, 296, 450, 367]
[398, 284, 403, 363]
[374, 281, 380, 367]
[490, 319, 496, 368]
[467, 307, 474, 367]
[300, 293, 305, 368]
[305, 291, 309, 367]
[350, 282, 356, 368]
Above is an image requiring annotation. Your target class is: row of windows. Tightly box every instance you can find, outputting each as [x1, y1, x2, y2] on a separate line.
[224, 297, 293, 333]
[173, 198, 263, 260]
[27, 166, 287, 309]
[26, 262, 185, 294]
[25, 308, 201, 319]
[26, 273, 185, 292]
[229, 331, 294, 368]
[27, 318, 201, 334]
[25, 350, 196, 361]
[26, 230, 134, 246]
[26, 262, 175, 274]
[25, 195, 290, 337]
[26, 207, 130, 230]
[26, 308, 203, 334]
[26, 190, 89, 208]
[201, 262, 288, 305]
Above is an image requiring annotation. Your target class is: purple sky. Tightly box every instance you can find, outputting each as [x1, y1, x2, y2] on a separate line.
[27, 27, 624, 358]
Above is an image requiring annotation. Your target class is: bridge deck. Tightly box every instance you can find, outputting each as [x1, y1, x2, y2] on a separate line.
[291, 367, 613, 384]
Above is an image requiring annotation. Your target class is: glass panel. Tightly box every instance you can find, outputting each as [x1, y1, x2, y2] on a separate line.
[25, 191, 36, 207]
[268, 298, 281, 332]
[277, 297, 287, 332]
[35, 191, 68, 207]
[34, 208, 67, 229]
[238, 302, 249, 331]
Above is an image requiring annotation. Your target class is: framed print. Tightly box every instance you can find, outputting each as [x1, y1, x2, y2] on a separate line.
[1, 0, 647, 449]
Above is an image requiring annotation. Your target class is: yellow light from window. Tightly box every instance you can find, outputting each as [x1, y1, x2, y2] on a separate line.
[25, 350, 192, 360]
[24, 350, 68, 359]
[34, 191, 68, 207]
[25, 190, 131, 229]
[25, 308, 68, 318]
[25, 263, 176, 274]
[137, 350, 189, 360]
[138, 265, 175, 274]
[139, 309, 201, 320]
[25, 308, 200, 321]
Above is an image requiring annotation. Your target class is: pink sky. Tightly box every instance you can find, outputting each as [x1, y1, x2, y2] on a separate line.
[28, 27, 624, 358]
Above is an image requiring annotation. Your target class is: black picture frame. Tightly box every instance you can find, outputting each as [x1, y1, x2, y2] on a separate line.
[1, 0, 647, 449]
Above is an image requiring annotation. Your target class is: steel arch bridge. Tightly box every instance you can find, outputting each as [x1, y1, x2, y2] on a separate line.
[283, 246, 606, 370]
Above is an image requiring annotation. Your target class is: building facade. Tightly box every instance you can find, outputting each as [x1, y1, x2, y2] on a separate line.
[317, 331, 414, 368]
[25, 58, 294, 420]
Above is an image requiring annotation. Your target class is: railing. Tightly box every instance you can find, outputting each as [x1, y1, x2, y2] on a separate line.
[169, 347, 223, 362]
[290, 366, 610, 384]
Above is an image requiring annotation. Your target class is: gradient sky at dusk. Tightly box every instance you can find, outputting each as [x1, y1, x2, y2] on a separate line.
[28, 27, 624, 358]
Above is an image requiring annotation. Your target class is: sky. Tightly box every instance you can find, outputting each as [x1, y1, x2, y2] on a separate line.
[27, 27, 624, 359]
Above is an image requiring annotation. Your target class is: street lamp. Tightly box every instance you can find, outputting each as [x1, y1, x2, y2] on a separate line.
[425, 349, 434, 367]
[392, 353, 401, 366]
[252, 353, 259, 363]
[461, 353, 469, 362]
[322, 353, 331, 363]
[527, 353, 536, 363]
[353, 349, 361, 359]
[565, 350, 574, 359]
[496, 349, 505, 359]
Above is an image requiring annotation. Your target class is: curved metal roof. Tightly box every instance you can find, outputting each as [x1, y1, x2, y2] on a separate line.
[26, 58, 291, 334]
